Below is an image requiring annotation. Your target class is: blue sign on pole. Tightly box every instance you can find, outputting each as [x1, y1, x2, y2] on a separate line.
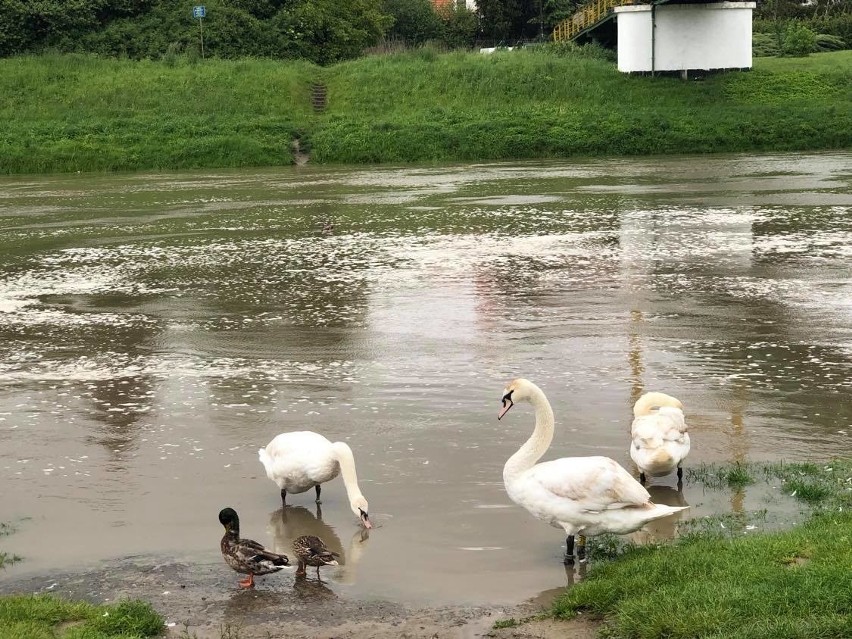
[192, 5, 206, 19]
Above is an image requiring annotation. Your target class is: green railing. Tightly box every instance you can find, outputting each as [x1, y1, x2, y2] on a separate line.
[552, 0, 636, 42]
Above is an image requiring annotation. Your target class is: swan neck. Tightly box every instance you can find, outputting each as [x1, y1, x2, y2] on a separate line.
[333, 442, 364, 501]
[504, 387, 555, 479]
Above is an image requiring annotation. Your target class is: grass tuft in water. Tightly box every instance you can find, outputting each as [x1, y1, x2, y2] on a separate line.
[0, 522, 21, 569]
[685, 462, 755, 489]
[762, 460, 851, 508]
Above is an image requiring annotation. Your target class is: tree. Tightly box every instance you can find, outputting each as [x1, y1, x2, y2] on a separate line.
[382, 0, 444, 45]
[476, 0, 541, 44]
[273, 0, 392, 64]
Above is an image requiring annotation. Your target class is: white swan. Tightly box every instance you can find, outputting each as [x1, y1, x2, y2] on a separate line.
[498, 378, 687, 563]
[630, 392, 690, 485]
[258, 431, 371, 528]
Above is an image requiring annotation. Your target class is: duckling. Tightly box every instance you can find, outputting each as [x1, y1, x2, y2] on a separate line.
[219, 507, 289, 589]
[293, 534, 339, 580]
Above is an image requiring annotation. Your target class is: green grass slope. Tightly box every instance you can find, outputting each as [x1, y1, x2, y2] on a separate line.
[552, 460, 852, 639]
[1, 49, 850, 174]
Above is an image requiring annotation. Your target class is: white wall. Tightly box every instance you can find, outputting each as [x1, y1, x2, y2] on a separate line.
[615, 3, 755, 73]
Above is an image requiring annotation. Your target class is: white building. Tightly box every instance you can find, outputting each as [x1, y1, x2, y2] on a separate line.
[614, 2, 755, 74]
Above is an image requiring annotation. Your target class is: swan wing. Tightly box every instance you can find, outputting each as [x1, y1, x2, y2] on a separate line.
[259, 431, 338, 489]
[631, 407, 687, 446]
[530, 456, 650, 511]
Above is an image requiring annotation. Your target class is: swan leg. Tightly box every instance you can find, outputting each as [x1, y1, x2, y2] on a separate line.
[564, 535, 575, 564]
[281, 488, 287, 506]
[315, 484, 322, 504]
[577, 535, 587, 562]
[677, 465, 683, 490]
[639, 472, 647, 485]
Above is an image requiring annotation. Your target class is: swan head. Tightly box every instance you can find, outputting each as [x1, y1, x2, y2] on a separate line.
[498, 378, 539, 419]
[218, 507, 240, 536]
[351, 496, 372, 529]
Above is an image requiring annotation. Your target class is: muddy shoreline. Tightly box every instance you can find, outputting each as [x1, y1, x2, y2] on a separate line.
[0, 557, 597, 638]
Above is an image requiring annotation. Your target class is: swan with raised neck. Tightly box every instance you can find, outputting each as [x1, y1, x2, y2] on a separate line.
[498, 378, 688, 563]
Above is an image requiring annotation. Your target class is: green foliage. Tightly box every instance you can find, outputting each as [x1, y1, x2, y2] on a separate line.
[0, 595, 163, 639]
[477, 0, 541, 44]
[783, 22, 817, 56]
[814, 33, 846, 52]
[753, 32, 781, 58]
[1, 50, 851, 174]
[274, 0, 392, 64]
[553, 459, 852, 639]
[440, 5, 479, 50]
[382, 0, 444, 45]
[0, 0, 394, 64]
[724, 69, 842, 104]
[754, 13, 852, 51]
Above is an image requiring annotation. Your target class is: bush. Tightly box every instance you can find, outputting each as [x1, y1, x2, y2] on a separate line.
[783, 22, 817, 56]
[753, 32, 781, 57]
[814, 33, 846, 52]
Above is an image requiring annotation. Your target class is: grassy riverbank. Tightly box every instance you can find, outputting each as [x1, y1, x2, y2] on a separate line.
[552, 460, 852, 639]
[1, 49, 850, 174]
[0, 595, 163, 639]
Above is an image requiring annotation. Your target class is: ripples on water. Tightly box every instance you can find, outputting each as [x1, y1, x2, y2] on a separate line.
[0, 153, 849, 604]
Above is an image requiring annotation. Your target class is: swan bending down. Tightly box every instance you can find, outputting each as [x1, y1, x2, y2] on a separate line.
[259, 431, 372, 529]
[498, 379, 687, 563]
[630, 392, 690, 485]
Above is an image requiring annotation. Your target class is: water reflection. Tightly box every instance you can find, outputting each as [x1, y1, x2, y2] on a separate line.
[0, 153, 849, 606]
[267, 506, 370, 584]
[629, 485, 690, 545]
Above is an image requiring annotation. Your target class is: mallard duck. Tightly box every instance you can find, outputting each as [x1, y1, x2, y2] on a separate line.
[218, 507, 289, 589]
[498, 379, 688, 563]
[630, 392, 690, 485]
[293, 534, 339, 580]
[258, 431, 372, 529]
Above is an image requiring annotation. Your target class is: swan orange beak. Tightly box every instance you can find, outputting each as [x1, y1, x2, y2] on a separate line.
[498, 399, 514, 420]
[361, 513, 373, 529]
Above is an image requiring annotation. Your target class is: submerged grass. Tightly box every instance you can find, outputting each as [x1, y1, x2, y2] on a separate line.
[553, 460, 852, 639]
[0, 522, 20, 569]
[0, 595, 163, 639]
[1, 49, 850, 174]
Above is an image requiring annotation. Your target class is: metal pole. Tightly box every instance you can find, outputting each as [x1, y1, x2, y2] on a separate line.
[199, 18, 205, 59]
[650, 4, 656, 77]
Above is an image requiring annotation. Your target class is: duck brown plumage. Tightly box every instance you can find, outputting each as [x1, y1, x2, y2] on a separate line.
[219, 507, 289, 588]
[293, 534, 339, 579]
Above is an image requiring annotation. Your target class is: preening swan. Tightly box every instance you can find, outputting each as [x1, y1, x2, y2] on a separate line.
[259, 431, 372, 528]
[498, 379, 688, 563]
[630, 392, 690, 485]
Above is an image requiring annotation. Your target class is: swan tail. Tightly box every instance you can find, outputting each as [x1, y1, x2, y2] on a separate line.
[648, 504, 688, 520]
[258, 447, 272, 474]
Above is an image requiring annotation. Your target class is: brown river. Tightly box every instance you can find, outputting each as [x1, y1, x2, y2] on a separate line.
[0, 152, 850, 607]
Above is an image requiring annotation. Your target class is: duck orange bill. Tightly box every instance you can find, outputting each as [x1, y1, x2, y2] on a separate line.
[498, 399, 514, 420]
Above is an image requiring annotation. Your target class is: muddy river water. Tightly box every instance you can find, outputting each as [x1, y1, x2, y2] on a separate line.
[0, 152, 850, 608]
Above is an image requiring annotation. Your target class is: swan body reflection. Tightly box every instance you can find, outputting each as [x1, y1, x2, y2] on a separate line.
[267, 505, 370, 584]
